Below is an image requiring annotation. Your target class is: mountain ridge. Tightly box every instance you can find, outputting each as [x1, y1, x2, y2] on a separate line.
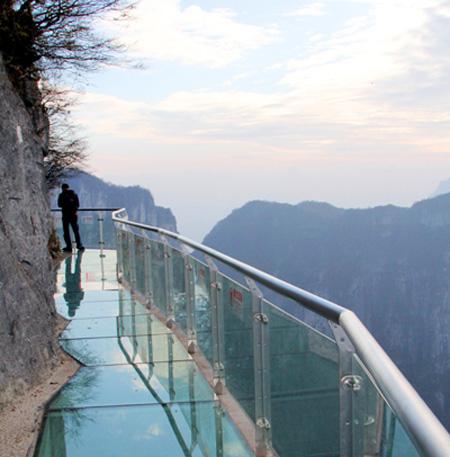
[51, 172, 177, 231]
[51, 172, 177, 248]
[203, 193, 450, 430]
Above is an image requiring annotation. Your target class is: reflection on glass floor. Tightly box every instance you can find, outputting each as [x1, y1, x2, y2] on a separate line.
[36, 250, 253, 457]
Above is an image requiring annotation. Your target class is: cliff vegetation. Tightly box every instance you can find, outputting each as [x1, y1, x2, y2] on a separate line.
[0, 0, 131, 405]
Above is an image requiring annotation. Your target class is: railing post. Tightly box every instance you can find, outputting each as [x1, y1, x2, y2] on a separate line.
[146, 313, 154, 367]
[98, 210, 105, 258]
[131, 298, 138, 362]
[168, 333, 175, 400]
[246, 277, 272, 457]
[161, 235, 175, 328]
[97, 210, 106, 289]
[189, 364, 198, 451]
[128, 231, 137, 294]
[330, 322, 364, 457]
[121, 230, 130, 283]
[181, 244, 197, 354]
[214, 403, 224, 457]
[116, 228, 124, 282]
[143, 237, 153, 307]
[205, 255, 225, 395]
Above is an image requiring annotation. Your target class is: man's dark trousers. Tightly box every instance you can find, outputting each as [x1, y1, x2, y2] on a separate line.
[63, 213, 82, 249]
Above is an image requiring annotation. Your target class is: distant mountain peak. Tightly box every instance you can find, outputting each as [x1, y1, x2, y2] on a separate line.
[431, 177, 450, 198]
[203, 194, 450, 428]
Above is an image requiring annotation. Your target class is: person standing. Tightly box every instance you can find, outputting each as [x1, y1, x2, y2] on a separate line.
[58, 183, 84, 252]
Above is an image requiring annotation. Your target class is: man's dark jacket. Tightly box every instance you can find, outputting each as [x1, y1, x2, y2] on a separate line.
[58, 189, 80, 217]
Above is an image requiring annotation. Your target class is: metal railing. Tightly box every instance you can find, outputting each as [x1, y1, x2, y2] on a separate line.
[112, 208, 450, 457]
[52, 208, 120, 288]
[51, 207, 120, 253]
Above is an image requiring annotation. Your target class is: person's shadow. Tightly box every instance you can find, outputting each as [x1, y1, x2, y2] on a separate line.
[63, 252, 85, 317]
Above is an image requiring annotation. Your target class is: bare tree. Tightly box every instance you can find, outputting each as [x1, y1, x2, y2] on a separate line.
[44, 119, 87, 189]
[0, 0, 133, 186]
[1, 0, 131, 76]
[39, 83, 87, 188]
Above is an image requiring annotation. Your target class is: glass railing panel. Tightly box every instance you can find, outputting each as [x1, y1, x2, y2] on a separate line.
[171, 247, 187, 331]
[119, 230, 130, 283]
[134, 236, 146, 296]
[112, 222, 449, 457]
[149, 239, 168, 314]
[150, 359, 214, 404]
[53, 210, 116, 250]
[117, 314, 170, 337]
[222, 412, 254, 457]
[352, 355, 420, 457]
[269, 304, 340, 457]
[382, 409, 422, 457]
[122, 333, 191, 365]
[192, 257, 213, 364]
[118, 298, 137, 338]
[219, 274, 255, 420]
[187, 399, 216, 456]
[175, 400, 254, 457]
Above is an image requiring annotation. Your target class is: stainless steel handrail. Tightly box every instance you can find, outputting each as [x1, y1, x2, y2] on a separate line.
[111, 210, 345, 322]
[340, 311, 450, 457]
[112, 208, 450, 457]
[51, 208, 121, 212]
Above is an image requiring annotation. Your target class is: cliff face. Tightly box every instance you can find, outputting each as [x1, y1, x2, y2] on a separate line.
[203, 196, 450, 430]
[0, 55, 57, 405]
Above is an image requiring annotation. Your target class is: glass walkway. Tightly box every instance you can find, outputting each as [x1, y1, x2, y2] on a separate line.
[36, 249, 253, 457]
[37, 209, 450, 457]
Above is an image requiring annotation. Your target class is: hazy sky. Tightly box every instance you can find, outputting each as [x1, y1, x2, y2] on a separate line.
[71, 0, 450, 240]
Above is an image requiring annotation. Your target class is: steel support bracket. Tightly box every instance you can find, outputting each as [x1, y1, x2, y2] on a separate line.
[160, 234, 175, 327]
[246, 277, 272, 456]
[181, 243, 197, 353]
[329, 321, 364, 457]
[205, 255, 225, 395]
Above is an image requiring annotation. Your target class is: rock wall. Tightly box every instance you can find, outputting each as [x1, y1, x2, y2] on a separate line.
[0, 54, 57, 406]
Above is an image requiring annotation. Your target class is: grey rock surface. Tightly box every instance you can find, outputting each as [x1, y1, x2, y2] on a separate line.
[0, 54, 57, 405]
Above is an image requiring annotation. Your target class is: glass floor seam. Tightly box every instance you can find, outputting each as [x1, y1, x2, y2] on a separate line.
[48, 399, 220, 413]
[36, 249, 254, 457]
[57, 312, 155, 321]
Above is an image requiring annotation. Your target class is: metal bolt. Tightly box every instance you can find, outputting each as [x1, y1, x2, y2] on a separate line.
[254, 313, 269, 324]
[256, 418, 271, 430]
[341, 375, 363, 391]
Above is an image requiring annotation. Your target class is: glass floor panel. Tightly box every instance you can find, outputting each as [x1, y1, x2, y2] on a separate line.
[42, 250, 254, 457]
[60, 335, 192, 366]
[56, 300, 122, 319]
[36, 402, 253, 457]
[61, 315, 171, 339]
[49, 362, 214, 410]
[56, 250, 118, 289]
[55, 290, 124, 306]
